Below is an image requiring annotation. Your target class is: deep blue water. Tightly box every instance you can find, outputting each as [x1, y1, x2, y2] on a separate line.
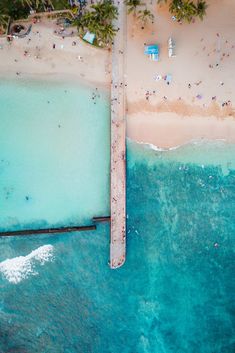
[0, 141, 234, 353]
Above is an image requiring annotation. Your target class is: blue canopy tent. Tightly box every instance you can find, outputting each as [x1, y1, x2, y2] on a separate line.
[144, 44, 159, 61]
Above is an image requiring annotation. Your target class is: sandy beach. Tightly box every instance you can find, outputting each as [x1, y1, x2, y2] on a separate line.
[0, 0, 235, 148]
[126, 0, 235, 148]
[0, 18, 111, 87]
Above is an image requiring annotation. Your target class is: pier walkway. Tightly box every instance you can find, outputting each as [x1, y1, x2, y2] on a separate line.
[110, 1, 126, 269]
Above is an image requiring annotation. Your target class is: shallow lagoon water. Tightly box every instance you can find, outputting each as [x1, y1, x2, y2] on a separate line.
[0, 79, 110, 230]
[0, 80, 234, 353]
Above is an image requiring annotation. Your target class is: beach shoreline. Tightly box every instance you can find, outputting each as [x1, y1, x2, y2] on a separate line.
[0, 0, 235, 149]
[0, 18, 111, 89]
[125, 0, 235, 148]
[0, 71, 110, 93]
[127, 111, 235, 149]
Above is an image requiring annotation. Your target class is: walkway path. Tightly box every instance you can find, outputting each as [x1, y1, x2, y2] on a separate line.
[110, 0, 126, 269]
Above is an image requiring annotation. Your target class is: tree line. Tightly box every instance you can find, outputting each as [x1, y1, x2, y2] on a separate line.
[125, 0, 208, 23]
[0, 0, 208, 45]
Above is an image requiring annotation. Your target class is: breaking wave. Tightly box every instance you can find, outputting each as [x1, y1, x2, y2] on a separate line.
[130, 138, 227, 152]
[0, 245, 54, 284]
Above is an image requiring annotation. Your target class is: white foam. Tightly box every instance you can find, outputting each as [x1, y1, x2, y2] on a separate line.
[0, 245, 54, 284]
[132, 138, 227, 152]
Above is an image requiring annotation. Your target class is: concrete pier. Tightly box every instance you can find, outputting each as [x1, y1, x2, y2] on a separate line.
[110, 0, 126, 269]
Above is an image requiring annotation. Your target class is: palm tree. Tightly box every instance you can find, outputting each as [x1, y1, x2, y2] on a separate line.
[169, 0, 179, 17]
[162, 0, 208, 22]
[137, 8, 154, 27]
[35, 0, 54, 10]
[20, 0, 32, 7]
[91, 2, 118, 22]
[77, 10, 96, 31]
[20, 0, 54, 11]
[196, 0, 208, 20]
[125, 0, 144, 15]
[183, 1, 197, 22]
[99, 23, 117, 45]
[104, 2, 118, 21]
[0, 14, 10, 35]
[76, 0, 118, 46]
[0, 0, 30, 20]
[169, 0, 197, 23]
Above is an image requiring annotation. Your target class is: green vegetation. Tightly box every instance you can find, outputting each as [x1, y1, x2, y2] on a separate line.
[196, 0, 208, 20]
[52, 0, 71, 11]
[0, 0, 70, 20]
[125, 0, 154, 27]
[158, 0, 208, 23]
[137, 8, 154, 27]
[0, 13, 10, 35]
[125, 0, 144, 15]
[75, 1, 118, 47]
[0, 0, 118, 46]
[0, 0, 30, 19]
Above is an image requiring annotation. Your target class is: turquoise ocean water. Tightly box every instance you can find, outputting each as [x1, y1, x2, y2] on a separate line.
[0, 80, 234, 353]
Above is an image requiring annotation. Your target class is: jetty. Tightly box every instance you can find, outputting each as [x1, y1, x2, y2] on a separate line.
[110, 0, 127, 269]
[92, 216, 110, 223]
[0, 225, 96, 237]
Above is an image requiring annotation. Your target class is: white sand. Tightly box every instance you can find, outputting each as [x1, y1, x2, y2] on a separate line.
[0, 1, 235, 148]
[126, 0, 235, 148]
[0, 18, 111, 86]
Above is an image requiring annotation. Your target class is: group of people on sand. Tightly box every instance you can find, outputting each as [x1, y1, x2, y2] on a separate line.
[141, 31, 234, 110]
